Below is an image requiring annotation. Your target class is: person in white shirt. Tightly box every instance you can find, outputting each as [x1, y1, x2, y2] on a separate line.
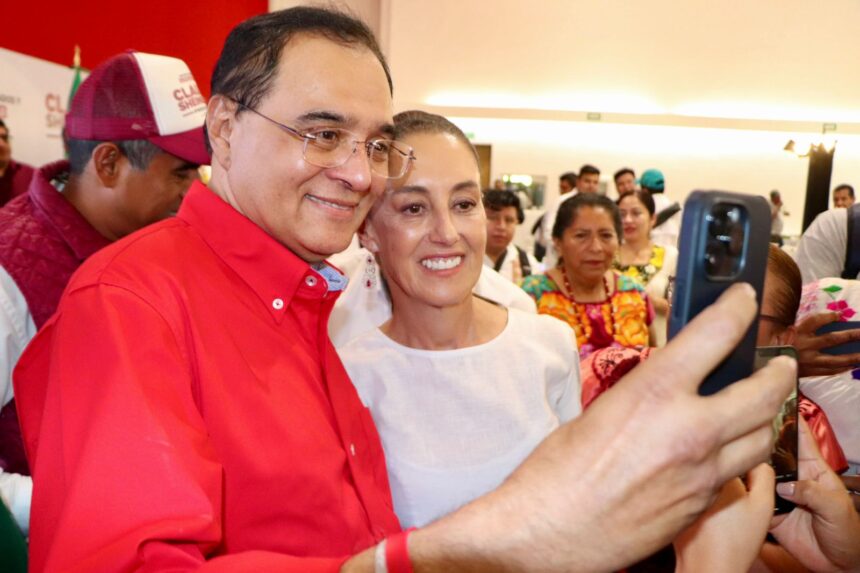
[337, 110, 581, 528]
[332, 111, 827, 573]
[482, 189, 541, 284]
[794, 207, 850, 283]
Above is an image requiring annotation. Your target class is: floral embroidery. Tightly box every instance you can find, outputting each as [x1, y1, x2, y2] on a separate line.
[827, 300, 857, 321]
[815, 280, 859, 321]
[522, 273, 650, 357]
[614, 245, 665, 288]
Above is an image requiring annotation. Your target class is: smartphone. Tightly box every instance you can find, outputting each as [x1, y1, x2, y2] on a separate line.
[754, 345, 799, 515]
[668, 190, 770, 396]
[814, 321, 860, 356]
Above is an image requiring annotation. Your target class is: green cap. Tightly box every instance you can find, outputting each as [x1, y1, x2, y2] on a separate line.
[639, 169, 664, 191]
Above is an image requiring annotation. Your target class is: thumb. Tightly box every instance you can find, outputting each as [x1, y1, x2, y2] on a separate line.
[776, 480, 844, 522]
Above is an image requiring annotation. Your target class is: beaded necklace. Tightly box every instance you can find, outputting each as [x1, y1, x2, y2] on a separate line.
[559, 266, 614, 340]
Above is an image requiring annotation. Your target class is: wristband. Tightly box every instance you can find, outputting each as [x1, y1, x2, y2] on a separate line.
[384, 527, 416, 573]
[374, 539, 387, 573]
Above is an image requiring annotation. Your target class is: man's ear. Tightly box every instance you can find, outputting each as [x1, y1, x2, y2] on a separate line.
[359, 218, 381, 253]
[206, 95, 237, 170]
[91, 142, 124, 188]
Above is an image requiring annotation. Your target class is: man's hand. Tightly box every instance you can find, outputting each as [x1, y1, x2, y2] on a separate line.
[407, 283, 794, 572]
[795, 312, 860, 377]
[769, 419, 860, 572]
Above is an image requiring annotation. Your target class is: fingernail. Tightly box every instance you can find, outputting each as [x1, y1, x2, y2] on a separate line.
[776, 482, 796, 498]
[738, 283, 756, 298]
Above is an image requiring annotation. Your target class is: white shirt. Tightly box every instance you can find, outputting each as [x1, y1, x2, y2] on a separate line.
[339, 308, 581, 528]
[482, 243, 542, 284]
[771, 202, 785, 236]
[328, 247, 537, 347]
[650, 193, 681, 250]
[0, 265, 36, 534]
[794, 208, 849, 284]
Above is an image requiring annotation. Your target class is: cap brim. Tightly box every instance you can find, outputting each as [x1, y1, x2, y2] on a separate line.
[150, 126, 210, 166]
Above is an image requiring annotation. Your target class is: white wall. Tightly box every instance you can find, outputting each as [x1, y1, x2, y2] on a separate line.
[266, 0, 860, 236]
[379, 0, 860, 236]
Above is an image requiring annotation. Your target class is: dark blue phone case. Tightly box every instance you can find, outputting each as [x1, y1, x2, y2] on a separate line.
[668, 191, 771, 396]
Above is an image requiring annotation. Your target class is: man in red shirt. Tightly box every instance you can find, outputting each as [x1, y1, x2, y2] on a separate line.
[14, 7, 795, 573]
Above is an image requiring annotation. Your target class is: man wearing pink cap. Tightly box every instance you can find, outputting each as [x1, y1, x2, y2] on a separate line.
[12, 7, 811, 573]
[0, 50, 206, 536]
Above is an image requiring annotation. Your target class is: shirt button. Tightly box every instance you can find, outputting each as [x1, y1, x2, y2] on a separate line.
[305, 275, 317, 287]
[350, 443, 356, 456]
[272, 298, 284, 310]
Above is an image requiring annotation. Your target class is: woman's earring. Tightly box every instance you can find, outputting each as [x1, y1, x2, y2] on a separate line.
[364, 254, 378, 289]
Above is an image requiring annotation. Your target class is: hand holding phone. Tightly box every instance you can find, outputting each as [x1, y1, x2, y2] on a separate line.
[668, 191, 771, 395]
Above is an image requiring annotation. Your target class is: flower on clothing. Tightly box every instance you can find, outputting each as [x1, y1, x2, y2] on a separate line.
[826, 300, 857, 321]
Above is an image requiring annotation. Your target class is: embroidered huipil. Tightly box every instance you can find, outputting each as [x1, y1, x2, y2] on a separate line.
[14, 181, 400, 572]
[522, 272, 653, 358]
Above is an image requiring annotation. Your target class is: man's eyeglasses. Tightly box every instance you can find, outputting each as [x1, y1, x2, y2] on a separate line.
[234, 101, 415, 179]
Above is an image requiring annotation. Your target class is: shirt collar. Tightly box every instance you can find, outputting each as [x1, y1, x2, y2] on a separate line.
[178, 181, 348, 322]
[28, 160, 112, 261]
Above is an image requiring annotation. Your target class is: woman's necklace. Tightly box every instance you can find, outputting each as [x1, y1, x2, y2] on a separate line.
[560, 265, 610, 303]
[559, 266, 614, 340]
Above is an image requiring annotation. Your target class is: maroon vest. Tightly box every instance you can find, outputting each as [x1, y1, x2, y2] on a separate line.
[0, 160, 35, 207]
[0, 161, 110, 474]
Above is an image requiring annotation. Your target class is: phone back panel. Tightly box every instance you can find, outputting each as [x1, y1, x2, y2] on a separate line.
[668, 190, 770, 396]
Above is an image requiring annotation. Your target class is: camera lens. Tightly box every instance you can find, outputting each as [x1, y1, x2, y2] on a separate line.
[705, 203, 747, 278]
[705, 241, 724, 275]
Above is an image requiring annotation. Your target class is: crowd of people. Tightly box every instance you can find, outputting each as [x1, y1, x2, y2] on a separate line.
[0, 5, 858, 572]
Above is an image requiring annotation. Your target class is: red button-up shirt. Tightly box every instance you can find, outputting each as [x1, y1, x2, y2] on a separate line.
[15, 181, 400, 572]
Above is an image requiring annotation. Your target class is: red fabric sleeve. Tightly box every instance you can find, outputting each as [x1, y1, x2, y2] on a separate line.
[14, 284, 349, 573]
[799, 395, 849, 474]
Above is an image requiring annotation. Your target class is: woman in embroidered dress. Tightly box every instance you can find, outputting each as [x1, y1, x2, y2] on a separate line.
[522, 193, 655, 358]
[614, 189, 678, 347]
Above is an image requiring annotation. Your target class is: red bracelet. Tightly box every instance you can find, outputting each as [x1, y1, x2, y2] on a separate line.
[385, 527, 416, 573]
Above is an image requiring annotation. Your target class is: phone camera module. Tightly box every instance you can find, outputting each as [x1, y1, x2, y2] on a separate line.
[704, 204, 747, 278]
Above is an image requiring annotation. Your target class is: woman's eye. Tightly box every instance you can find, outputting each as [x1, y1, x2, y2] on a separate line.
[403, 203, 425, 215]
[454, 200, 476, 211]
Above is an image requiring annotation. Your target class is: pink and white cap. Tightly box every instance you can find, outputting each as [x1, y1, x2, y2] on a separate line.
[65, 50, 210, 165]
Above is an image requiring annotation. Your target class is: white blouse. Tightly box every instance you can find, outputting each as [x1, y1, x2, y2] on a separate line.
[339, 308, 581, 528]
